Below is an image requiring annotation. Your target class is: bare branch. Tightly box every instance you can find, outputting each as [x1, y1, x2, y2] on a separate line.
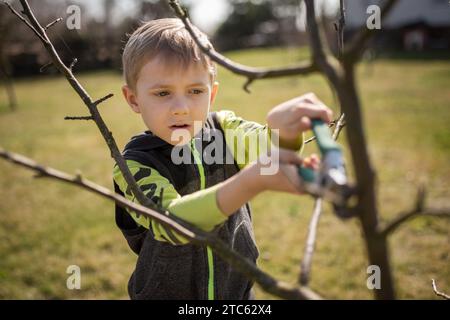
[305, 113, 346, 145]
[299, 198, 323, 286]
[64, 116, 93, 121]
[0, 64, 18, 110]
[333, 0, 346, 59]
[8, 0, 152, 211]
[380, 186, 450, 237]
[344, 0, 399, 62]
[167, 0, 317, 91]
[299, 113, 346, 286]
[304, 0, 341, 84]
[243, 77, 256, 93]
[304, 0, 327, 62]
[44, 17, 62, 30]
[0, 147, 201, 241]
[39, 61, 53, 73]
[2, 1, 47, 43]
[69, 57, 78, 71]
[432, 279, 450, 300]
[94, 93, 114, 106]
[331, 113, 346, 140]
[0, 147, 323, 300]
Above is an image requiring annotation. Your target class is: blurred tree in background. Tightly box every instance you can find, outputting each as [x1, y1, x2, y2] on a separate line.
[1, 0, 181, 77]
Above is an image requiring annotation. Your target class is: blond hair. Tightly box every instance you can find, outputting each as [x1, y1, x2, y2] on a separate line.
[122, 18, 216, 90]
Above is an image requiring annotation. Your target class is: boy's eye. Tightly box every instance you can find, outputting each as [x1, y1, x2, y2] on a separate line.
[190, 89, 204, 95]
[155, 91, 170, 97]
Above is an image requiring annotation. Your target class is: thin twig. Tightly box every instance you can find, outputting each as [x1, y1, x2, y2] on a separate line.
[344, 0, 399, 62]
[380, 186, 450, 237]
[304, 113, 346, 144]
[304, 0, 341, 86]
[2, 1, 47, 43]
[64, 116, 93, 121]
[69, 57, 78, 71]
[39, 61, 53, 73]
[94, 93, 114, 106]
[298, 113, 346, 286]
[334, 0, 345, 59]
[299, 198, 322, 285]
[381, 208, 450, 237]
[44, 17, 62, 30]
[431, 279, 450, 300]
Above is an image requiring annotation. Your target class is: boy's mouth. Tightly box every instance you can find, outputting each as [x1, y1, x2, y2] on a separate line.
[169, 124, 190, 130]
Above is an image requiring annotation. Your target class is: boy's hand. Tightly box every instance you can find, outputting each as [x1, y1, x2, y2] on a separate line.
[254, 149, 320, 195]
[216, 149, 320, 216]
[266, 93, 333, 148]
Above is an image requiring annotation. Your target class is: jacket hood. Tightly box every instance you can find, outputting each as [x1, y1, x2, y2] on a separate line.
[123, 131, 169, 153]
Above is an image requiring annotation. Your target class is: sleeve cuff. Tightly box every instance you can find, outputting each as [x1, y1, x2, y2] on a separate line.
[167, 183, 227, 231]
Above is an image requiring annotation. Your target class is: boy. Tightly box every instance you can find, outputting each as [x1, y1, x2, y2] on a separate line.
[113, 18, 332, 300]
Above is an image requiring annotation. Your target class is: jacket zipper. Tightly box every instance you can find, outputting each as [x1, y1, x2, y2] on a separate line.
[189, 138, 215, 300]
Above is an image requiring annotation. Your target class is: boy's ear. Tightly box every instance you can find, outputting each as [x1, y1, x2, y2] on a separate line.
[122, 85, 140, 114]
[210, 81, 219, 105]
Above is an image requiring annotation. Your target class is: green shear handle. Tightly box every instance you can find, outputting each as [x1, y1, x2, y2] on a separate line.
[297, 119, 354, 218]
[298, 119, 342, 183]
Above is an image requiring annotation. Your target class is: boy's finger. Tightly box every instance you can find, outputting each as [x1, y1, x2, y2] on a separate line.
[296, 117, 311, 132]
[303, 94, 334, 121]
[310, 154, 320, 163]
[293, 102, 333, 124]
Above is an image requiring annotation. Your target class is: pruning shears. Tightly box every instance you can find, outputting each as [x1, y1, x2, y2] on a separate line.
[297, 119, 355, 219]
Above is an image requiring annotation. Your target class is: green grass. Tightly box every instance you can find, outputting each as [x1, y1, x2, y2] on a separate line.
[0, 47, 449, 299]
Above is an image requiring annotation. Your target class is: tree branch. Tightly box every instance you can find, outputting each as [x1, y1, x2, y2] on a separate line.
[380, 186, 450, 237]
[94, 93, 114, 106]
[39, 61, 53, 73]
[344, 0, 400, 62]
[299, 113, 346, 286]
[299, 198, 323, 286]
[304, 113, 346, 144]
[3, 1, 47, 43]
[334, 0, 345, 59]
[167, 0, 317, 92]
[432, 279, 450, 300]
[304, 0, 342, 85]
[44, 17, 62, 30]
[0, 147, 323, 300]
[5, 0, 153, 212]
[64, 116, 93, 121]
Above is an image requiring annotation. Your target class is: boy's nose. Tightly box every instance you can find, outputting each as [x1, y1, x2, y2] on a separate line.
[171, 98, 189, 115]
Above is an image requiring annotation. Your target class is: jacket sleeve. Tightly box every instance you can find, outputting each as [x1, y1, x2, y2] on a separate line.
[113, 160, 227, 245]
[216, 110, 304, 170]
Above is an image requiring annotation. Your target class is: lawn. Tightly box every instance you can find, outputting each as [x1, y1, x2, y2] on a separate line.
[0, 47, 449, 299]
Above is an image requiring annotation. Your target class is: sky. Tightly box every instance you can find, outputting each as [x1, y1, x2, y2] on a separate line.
[185, 0, 232, 33]
[79, 0, 339, 34]
[77, 0, 231, 33]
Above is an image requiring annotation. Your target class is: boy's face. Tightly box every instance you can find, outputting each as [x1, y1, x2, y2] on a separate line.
[122, 54, 218, 145]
